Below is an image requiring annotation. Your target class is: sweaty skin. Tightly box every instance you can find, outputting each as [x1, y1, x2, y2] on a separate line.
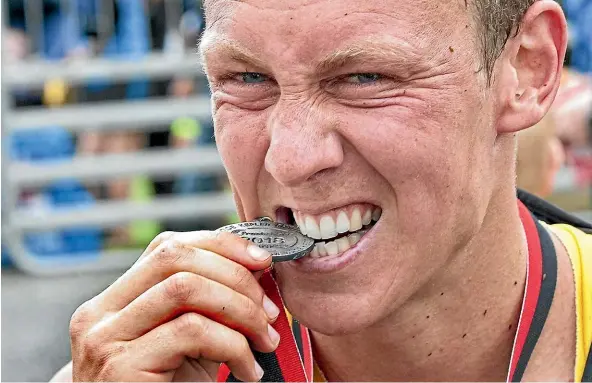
[52, 0, 572, 381]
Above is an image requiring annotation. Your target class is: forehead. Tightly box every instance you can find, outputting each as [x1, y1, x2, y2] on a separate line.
[202, 0, 470, 66]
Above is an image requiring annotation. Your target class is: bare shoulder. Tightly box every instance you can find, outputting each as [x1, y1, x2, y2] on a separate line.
[50, 362, 73, 382]
[522, 230, 576, 381]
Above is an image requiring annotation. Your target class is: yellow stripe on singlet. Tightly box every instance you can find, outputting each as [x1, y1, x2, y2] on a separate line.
[549, 224, 592, 382]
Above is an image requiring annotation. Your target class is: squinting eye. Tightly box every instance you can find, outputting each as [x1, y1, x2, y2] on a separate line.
[238, 72, 269, 84]
[345, 73, 382, 84]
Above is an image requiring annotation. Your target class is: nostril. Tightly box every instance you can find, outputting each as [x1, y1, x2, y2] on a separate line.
[275, 206, 295, 225]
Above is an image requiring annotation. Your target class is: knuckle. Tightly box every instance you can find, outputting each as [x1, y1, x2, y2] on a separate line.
[243, 299, 263, 326]
[230, 266, 252, 291]
[212, 230, 238, 249]
[81, 328, 106, 355]
[233, 335, 251, 359]
[69, 301, 94, 339]
[152, 231, 175, 246]
[163, 272, 200, 303]
[92, 343, 127, 380]
[175, 313, 207, 337]
[151, 239, 186, 268]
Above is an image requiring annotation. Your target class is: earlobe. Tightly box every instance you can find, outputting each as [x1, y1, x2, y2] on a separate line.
[496, 0, 567, 134]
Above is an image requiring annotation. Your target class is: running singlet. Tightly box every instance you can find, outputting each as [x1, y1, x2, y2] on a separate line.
[217, 192, 592, 382]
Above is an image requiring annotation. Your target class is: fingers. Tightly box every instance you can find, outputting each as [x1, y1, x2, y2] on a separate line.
[128, 312, 265, 382]
[108, 272, 280, 353]
[97, 231, 272, 312]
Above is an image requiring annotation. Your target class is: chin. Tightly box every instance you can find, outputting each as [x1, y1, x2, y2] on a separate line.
[270, 202, 465, 335]
[278, 283, 391, 335]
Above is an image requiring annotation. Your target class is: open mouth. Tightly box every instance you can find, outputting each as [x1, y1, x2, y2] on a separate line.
[276, 203, 381, 258]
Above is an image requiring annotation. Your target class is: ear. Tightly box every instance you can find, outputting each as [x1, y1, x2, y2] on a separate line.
[495, 0, 567, 134]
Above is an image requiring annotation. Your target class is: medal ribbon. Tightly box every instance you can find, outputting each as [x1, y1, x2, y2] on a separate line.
[219, 201, 557, 382]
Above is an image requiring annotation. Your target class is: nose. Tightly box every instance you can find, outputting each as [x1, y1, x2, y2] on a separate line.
[264, 100, 344, 186]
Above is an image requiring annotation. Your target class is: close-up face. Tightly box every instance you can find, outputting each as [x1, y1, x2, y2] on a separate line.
[201, 0, 507, 334]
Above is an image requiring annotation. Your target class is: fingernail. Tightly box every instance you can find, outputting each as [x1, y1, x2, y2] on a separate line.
[268, 324, 280, 346]
[255, 361, 264, 380]
[248, 245, 271, 261]
[263, 295, 280, 320]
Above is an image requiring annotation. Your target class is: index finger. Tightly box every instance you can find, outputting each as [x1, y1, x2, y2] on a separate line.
[98, 230, 272, 311]
[141, 231, 273, 271]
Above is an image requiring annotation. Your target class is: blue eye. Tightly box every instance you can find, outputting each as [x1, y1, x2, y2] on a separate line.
[347, 73, 382, 84]
[240, 72, 268, 84]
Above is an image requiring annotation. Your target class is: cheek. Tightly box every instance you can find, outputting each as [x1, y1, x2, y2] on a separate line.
[215, 106, 270, 196]
[340, 96, 491, 241]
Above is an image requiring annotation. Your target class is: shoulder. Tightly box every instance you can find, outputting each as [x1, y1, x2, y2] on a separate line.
[547, 223, 592, 381]
[548, 223, 592, 272]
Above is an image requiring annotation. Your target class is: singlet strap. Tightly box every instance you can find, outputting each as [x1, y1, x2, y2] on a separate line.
[508, 202, 558, 382]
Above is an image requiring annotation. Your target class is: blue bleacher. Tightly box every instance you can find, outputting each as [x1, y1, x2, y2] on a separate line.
[11, 127, 102, 257]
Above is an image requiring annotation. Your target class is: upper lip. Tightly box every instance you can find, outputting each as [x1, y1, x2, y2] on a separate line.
[273, 200, 380, 216]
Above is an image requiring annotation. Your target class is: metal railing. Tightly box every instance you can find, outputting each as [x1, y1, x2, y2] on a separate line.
[1, 0, 236, 276]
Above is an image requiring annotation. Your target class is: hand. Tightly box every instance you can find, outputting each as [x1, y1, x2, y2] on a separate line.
[68, 230, 279, 382]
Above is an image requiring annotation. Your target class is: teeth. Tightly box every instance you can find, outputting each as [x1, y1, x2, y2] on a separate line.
[294, 206, 380, 244]
[335, 211, 350, 233]
[307, 232, 364, 259]
[294, 214, 307, 235]
[350, 208, 363, 231]
[304, 216, 321, 239]
[336, 237, 350, 252]
[325, 241, 339, 256]
[372, 208, 382, 221]
[319, 215, 337, 239]
[362, 210, 372, 226]
[348, 233, 361, 246]
[316, 242, 327, 256]
[310, 247, 320, 258]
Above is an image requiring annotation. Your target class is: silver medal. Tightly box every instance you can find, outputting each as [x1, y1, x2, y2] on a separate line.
[216, 217, 315, 262]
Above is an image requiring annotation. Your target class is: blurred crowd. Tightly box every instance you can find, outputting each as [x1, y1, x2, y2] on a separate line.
[2, 0, 592, 265]
[4, 0, 234, 262]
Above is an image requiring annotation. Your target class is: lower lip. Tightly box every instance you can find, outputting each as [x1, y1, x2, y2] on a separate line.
[286, 225, 377, 273]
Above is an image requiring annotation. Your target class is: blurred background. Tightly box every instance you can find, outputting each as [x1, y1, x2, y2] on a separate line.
[0, 0, 591, 381]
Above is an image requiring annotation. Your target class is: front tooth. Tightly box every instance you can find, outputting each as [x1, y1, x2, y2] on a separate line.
[304, 216, 321, 239]
[335, 211, 350, 233]
[348, 233, 361, 246]
[372, 208, 382, 221]
[362, 210, 372, 225]
[350, 208, 362, 231]
[317, 242, 327, 256]
[295, 214, 307, 235]
[336, 237, 350, 252]
[320, 215, 337, 239]
[325, 241, 339, 256]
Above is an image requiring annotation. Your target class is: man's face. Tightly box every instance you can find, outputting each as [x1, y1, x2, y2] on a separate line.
[202, 0, 500, 334]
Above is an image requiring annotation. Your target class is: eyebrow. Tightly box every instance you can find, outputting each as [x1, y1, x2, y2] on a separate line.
[315, 37, 426, 75]
[200, 33, 427, 76]
[199, 33, 268, 70]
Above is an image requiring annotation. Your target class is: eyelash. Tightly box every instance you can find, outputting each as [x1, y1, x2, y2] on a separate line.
[221, 72, 387, 87]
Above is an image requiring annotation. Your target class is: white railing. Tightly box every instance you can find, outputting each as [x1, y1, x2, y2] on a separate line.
[1, 0, 235, 276]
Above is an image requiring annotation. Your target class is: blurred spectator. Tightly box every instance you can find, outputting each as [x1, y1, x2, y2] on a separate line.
[168, 75, 219, 195]
[551, 69, 592, 149]
[4, 28, 30, 64]
[7, 0, 85, 60]
[563, 0, 592, 74]
[516, 113, 565, 198]
[78, 0, 150, 100]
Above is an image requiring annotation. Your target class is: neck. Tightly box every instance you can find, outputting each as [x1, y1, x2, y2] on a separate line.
[311, 187, 528, 381]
